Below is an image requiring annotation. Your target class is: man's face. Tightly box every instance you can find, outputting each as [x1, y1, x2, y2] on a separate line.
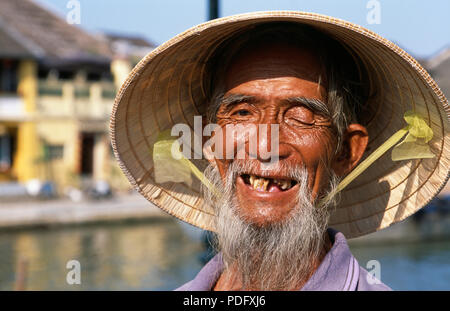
[213, 43, 338, 227]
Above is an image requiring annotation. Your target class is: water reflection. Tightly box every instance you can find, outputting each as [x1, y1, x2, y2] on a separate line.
[0, 219, 203, 290]
[0, 218, 449, 290]
[350, 240, 450, 290]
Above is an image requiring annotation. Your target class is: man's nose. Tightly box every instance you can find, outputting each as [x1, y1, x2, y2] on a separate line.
[248, 121, 291, 162]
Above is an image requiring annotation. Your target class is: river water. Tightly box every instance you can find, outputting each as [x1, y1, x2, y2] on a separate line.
[0, 218, 449, 291]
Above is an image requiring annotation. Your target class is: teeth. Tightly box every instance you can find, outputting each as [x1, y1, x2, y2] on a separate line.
[263, 179, 269, 191]
[255, 178, 265, 191]
[249, 175, 268, 191]
[252, 178, 259, 190]
[247, 174, 293, 191]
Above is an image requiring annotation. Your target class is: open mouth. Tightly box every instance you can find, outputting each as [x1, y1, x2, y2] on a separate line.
[241, 174, 297, 192]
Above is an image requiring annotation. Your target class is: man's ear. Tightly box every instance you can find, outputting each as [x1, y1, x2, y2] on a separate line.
[332, 124, 369, 177]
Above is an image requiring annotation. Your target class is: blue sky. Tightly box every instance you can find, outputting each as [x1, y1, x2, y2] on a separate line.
[35, 0, 450, 58]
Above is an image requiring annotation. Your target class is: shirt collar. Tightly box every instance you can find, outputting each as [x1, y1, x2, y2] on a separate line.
[175, 228, 359, 291]
[301, 228, 359, 291]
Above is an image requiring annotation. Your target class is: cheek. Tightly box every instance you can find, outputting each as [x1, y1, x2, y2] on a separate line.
[213, 121, 256, 160]
[209, 121, 233, 162]
[289, 129, 335, 166]
[211, 122, 242, 179]
[299, 130, 337, 196]
[287, 129, 336, 192]
[313, 130, 336, 161]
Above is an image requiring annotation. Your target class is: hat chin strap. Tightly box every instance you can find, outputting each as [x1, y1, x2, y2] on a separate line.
[318, 110, 435, 208]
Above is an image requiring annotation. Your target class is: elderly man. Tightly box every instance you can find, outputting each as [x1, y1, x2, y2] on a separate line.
[111, 12, 450, 291]
[195, 23, 376, 291]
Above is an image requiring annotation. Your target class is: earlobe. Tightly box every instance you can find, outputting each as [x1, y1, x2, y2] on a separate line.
[332, 124, 369, 177]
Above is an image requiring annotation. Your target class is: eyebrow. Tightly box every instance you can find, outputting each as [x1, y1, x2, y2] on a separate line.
[219, 94, 330, 117]
[284, 96, 331, 118]
[219, 94, 257, 111]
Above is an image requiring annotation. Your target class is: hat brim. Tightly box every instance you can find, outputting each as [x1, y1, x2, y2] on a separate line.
[110, 11, 450, 238]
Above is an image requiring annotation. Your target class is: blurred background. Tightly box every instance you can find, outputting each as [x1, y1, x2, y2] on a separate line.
[0, 0, 449, 290]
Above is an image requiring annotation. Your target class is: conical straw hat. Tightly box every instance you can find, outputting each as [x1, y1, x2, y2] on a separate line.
[110, 11, 450, 238]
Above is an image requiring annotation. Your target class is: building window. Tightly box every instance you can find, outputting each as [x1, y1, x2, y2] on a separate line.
[74, 87, 90, 98]
[87, 72, 101, 81]
[0, 127, 17, 172]
[38, 67, 50, 80]
[0, 59, 18, 94]
[58, 70, 75, 80]
[38, 84, 63, 96]
[0, 134, 12, 171]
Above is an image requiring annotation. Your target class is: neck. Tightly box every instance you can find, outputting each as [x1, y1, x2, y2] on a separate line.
[213, 231, 333, 291]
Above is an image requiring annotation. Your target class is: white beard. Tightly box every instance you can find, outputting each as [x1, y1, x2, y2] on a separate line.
[202, 160, 339, 290]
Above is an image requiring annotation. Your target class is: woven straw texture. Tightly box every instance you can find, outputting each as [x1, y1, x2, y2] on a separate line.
[110, 11, 450, 239]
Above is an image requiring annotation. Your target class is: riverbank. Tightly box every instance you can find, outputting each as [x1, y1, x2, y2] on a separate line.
[0, 191, 170, 230]
[1, 186, 448, 235]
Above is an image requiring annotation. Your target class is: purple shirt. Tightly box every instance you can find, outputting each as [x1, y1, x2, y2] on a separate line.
[176, 228, 392, 291]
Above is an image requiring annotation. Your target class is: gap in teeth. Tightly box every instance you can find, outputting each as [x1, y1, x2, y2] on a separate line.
[242, 174, 295, 191]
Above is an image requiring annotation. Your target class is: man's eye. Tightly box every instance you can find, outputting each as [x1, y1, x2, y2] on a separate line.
[284, 106, 315, 126]
[234, 109, 251, 116]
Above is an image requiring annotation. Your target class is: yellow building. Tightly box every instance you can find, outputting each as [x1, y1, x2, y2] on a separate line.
[0, 0, 154, 193]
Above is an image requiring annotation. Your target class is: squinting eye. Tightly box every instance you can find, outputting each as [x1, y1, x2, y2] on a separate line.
[284, 106, 315, 125]
[234, 109, 251, 116]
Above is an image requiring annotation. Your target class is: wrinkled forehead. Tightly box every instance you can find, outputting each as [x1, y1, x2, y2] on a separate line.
[224, 42, 325, 92]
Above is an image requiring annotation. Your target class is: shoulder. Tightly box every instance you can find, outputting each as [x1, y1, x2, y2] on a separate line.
[174, 253, 224, 291]
[356, 266, 392, 291]
[175, 280, 195, 291]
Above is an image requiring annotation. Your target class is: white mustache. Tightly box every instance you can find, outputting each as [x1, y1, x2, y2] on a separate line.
[227, 159, 308, 183]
